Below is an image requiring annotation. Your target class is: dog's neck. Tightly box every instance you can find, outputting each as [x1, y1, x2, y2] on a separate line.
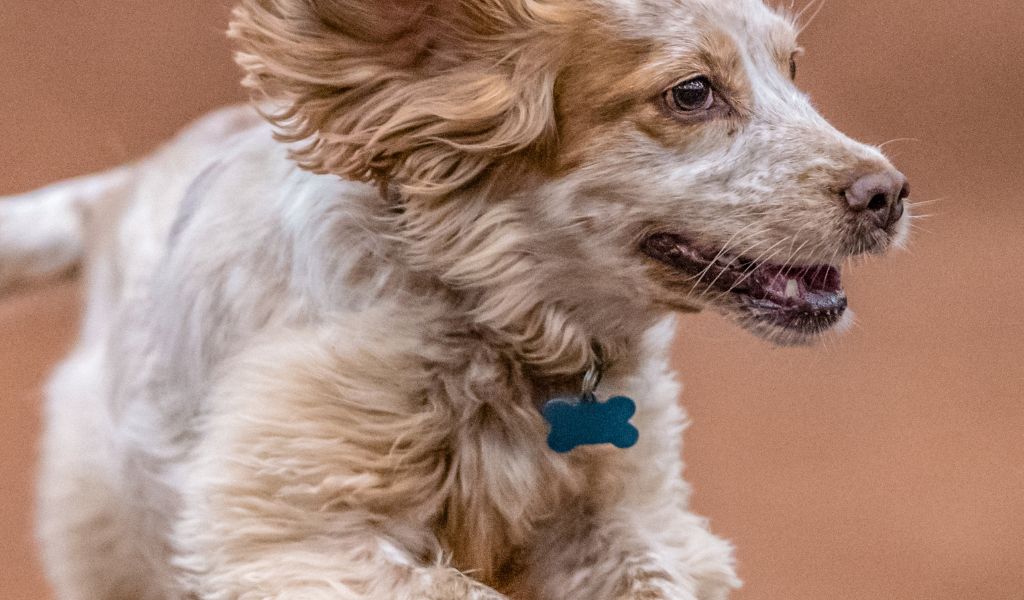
[377, 186, 661, 382]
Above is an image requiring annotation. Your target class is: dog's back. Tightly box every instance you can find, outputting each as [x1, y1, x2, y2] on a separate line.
[21, 105, 396, 597]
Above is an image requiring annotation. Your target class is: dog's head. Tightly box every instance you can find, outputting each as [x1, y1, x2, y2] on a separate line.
[233, 0, 910, 356]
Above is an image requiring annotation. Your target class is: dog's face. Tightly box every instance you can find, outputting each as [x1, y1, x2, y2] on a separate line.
[234, 0, 910, 348]
[547, 0, 910, 344]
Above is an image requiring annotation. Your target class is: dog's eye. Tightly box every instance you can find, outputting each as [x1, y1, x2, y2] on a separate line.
[666, 77, 715, 113]
[789, 54, 798, 80]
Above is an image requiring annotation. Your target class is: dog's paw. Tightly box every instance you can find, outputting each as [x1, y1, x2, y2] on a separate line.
[687, 535, 741, 600]
[424, 570, 508, 600]
[692, 571, 739, 600]
[607, 568, 694, 600]
[614, 561, 738, 600]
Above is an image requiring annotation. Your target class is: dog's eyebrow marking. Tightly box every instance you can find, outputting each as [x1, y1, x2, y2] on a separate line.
[764, 19, 800, 72]
[698, 27, 751, 106]
[169, 161, 224, 246]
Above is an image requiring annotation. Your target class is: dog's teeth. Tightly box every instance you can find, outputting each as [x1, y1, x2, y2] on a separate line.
[785, 279, 800, 299]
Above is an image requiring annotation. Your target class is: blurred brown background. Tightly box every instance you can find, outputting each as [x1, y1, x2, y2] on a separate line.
[1, 1, 1022, 599]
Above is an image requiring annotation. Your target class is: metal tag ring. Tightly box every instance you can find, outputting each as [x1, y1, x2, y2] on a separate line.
[581, 354, 604, 397]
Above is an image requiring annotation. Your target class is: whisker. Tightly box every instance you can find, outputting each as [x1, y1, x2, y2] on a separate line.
[780, 238, 813, 272]
[687, 239, 768, 304]
[906, 197, 947, 208]
[683, 222, 761, 285]
[877, 137, 921, 150]
[708, 240, 791, 303]
[690, 234, 767, 293]
[796, 0, 828, 33]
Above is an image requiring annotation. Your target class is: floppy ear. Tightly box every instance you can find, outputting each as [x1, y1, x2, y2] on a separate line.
[230, 0, 566, 198]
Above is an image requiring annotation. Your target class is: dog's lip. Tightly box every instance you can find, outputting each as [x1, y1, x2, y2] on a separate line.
[641, 233, 848, 327]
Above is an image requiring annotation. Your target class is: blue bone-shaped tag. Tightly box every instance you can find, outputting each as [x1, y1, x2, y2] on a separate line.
[542, 395, 639, 453]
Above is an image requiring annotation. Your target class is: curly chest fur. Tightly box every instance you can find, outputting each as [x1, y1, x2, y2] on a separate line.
[437, 399, 628, 586]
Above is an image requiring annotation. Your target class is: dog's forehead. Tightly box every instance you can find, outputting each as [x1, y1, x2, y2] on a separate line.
[589, 0, 795, 50]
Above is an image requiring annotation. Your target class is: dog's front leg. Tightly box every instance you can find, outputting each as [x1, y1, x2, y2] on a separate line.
[518, 358, 741, 600]
[176, 523, 505, 600]
[524, 501, 738, 600]
[170, 335, 508, 600]
[176, 514, 506, 600]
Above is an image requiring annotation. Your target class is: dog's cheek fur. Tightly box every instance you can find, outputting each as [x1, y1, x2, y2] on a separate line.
[230, 0, 570, 199]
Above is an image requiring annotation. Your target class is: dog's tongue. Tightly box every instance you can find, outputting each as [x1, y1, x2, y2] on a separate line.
[753, 264, 844, 309]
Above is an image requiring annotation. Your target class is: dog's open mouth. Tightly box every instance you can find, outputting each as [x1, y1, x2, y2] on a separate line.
[642, 233, 848, 333]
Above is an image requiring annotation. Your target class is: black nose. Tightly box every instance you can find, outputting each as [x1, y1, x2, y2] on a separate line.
[843, 170, 909, 229]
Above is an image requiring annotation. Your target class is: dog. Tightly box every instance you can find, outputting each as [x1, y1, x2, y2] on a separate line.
[0, 0, 910, 598]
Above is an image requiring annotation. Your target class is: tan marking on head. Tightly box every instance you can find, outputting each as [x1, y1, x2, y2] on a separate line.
[696, 25, 752, 113]
[765, 17, 801, 78]
[553, 18, 753, 172]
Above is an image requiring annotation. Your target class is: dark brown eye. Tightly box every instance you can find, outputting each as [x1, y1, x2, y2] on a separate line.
[667, 76, 714, 113]
[789, 55, 798, 80]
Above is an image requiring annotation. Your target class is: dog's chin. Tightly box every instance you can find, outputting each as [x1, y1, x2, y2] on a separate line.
[641, 233, 852, 346]
[730, 302, 854, 346]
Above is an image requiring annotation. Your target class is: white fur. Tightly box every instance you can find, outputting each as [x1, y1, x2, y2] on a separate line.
[21, 108, 738, 599]
[0, 168, 131, 289]
[3, 0, 910, 598]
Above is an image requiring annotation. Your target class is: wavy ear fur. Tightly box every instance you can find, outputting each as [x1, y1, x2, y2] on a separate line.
[230, 0, 569, 198]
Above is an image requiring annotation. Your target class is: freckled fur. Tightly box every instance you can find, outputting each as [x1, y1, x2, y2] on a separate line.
[1, 0, 909, 598]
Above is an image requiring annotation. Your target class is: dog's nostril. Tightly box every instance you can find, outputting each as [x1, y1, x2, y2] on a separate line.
[867, 193, 888, 212]
[890, 197, 905, 225]
[843, 169, 909, 229]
